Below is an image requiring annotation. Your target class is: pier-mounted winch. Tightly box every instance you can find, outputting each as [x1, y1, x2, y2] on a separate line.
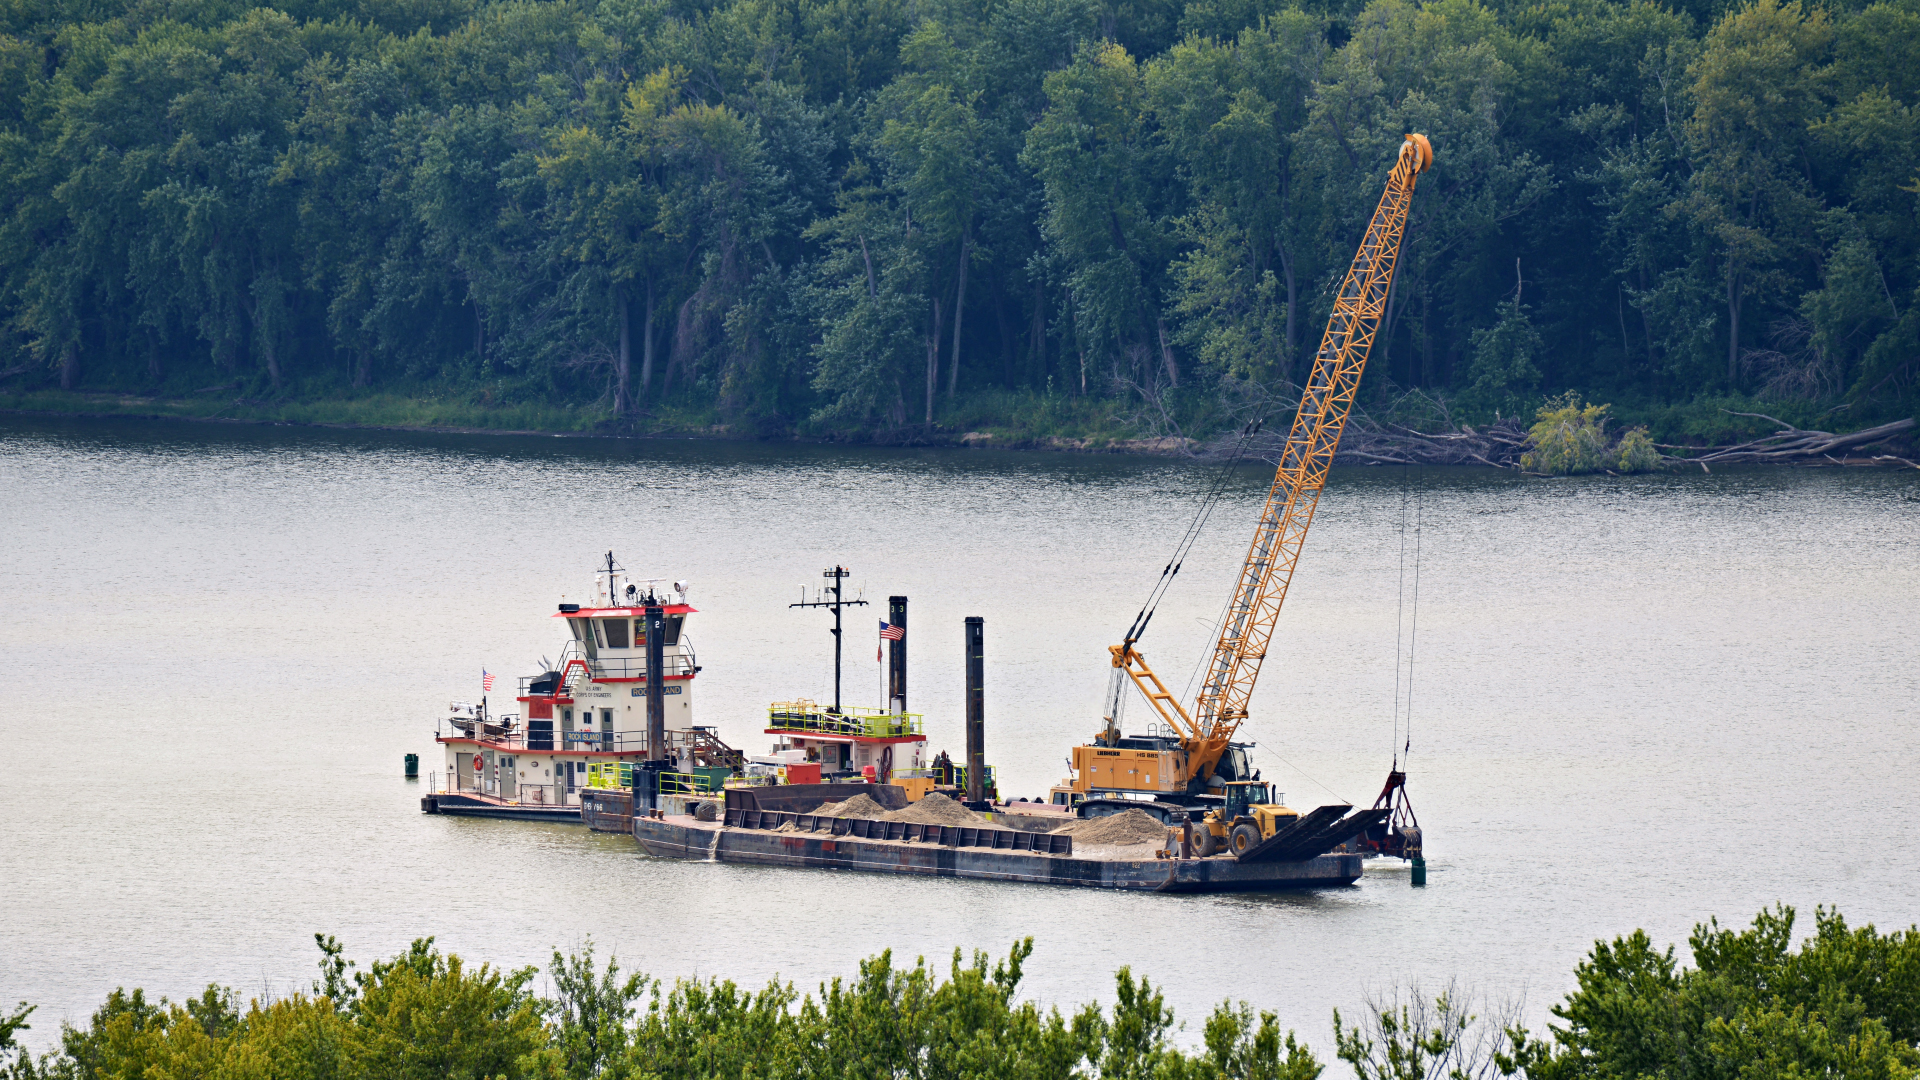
[1054, 134, 1434, 863]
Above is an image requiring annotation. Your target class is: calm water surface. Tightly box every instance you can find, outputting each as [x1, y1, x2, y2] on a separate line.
[2, 416, 1916, 1053]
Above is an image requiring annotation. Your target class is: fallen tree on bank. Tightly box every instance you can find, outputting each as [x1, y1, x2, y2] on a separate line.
[1659, 413, 1918, 468]
[1331, 417, 1533, 467]
[1209, 392, 1918, 472]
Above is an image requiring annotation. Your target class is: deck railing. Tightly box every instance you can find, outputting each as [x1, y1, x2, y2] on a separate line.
[518, 641, 701, 697]
[578, 764, 730, 795]
[658, 770, 727, 796]
[766, 702, 923, 739]
[431, 772, 580, 807]
[440, 719, 652, 753]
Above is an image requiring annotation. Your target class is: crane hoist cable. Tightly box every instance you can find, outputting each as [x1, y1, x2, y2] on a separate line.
[1118, 417, 1267, 647]
[1105, 420, 1266, 736]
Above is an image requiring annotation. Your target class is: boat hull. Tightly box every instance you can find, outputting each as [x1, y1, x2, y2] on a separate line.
[422, 793, 583, 823]
[633, 815, 1361, 892]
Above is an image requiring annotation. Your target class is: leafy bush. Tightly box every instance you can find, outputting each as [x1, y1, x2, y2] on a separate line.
[1521, 394, 1659, 475]
[1614, 428, 1659, 472]
[9, 907, 1920, 1080]
[1535, 906, 1920, 1080]
[7, 937, 1321, 1080]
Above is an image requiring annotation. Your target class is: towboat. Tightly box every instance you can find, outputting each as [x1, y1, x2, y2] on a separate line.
[421, 554, 743, 820]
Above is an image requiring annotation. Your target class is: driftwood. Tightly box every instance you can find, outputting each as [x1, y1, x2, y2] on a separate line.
[1332, 416, 1532, 467]
[1210, 415, 1532, 467]
[1660, 413, 1918, 469]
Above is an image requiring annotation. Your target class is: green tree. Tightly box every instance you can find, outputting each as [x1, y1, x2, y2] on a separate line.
[1680, 0, 1831, 386]
[1149, 11, 1324, 386]
[1025, 41, 1182, 396]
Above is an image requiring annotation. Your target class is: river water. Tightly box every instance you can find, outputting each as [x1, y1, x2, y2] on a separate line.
[2, 415, 1916, 1055]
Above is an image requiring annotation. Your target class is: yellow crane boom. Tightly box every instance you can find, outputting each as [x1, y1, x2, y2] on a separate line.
[1106, 133, 1432, 784]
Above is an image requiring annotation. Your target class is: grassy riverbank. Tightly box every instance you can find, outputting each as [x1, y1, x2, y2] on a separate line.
[0, 387, 1195, 452]
[2, 906, 1915, 1079]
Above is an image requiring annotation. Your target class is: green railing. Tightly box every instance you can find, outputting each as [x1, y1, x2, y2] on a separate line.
[767, 702, 924, 739]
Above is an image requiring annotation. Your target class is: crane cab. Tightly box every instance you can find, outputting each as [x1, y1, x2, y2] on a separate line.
[1193, 781, 1300, 858]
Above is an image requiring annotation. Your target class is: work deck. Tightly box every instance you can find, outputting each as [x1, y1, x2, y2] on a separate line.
[632, 814, 1363, 892]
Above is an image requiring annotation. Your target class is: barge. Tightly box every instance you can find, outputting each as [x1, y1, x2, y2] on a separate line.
[631, 809, 1364, 892]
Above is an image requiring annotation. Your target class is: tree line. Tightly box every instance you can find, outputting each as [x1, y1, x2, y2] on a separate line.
[2, 905, 1916, 1078]
[2, 0, 1916, 440]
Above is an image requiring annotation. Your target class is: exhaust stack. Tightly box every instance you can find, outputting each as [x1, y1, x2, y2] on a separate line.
[888, 595, 907, 714]
[965, 616, 984, 804]
[646, 604, 666, 760]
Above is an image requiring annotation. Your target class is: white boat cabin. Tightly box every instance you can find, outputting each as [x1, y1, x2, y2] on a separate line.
[433, 561, 737, 807]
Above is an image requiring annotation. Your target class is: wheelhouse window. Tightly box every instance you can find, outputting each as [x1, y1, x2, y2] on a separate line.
[662, 616, 684, 645]
[602, 618, 630, 649]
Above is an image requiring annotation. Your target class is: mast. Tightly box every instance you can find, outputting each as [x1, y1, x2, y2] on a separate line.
[790, 565, 867, 713]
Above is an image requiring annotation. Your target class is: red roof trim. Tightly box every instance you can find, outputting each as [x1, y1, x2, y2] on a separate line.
[554, 605, 698, 617]
[762, 731, 926, 746]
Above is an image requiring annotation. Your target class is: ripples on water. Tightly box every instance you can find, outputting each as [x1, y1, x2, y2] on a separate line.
[1, 416, 1915, 1053]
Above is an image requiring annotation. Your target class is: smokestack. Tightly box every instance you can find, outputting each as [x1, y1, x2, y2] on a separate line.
[965, 616, 984, 804]
[888, 595, 907, 714]
[646, 604, 666, 761]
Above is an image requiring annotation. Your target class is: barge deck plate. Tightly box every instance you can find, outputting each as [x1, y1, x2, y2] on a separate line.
[633, 814, 1361, 892]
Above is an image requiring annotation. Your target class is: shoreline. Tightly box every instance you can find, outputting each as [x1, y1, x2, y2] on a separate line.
[6, 393, 1915, 469]
[0, 391, 1203, 456]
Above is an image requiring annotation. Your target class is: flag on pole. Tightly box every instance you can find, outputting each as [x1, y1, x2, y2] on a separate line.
[879, 622, 905, 640]
[482, 669, 496, 692]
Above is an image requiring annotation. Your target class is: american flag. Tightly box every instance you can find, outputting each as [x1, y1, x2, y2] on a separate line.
[879, 621, 905, 641]
[482, 669, 496, 691]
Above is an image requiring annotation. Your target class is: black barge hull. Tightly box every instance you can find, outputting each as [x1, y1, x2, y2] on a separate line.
[633, 815, 1362, 892]
[422, 793, 583, 823]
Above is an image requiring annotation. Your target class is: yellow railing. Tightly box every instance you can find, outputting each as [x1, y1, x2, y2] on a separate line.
[584, 763, 732, 794]
[585, 762, 632, 790]
[766, 701, 924, 739]
[658, 771, 725, 796]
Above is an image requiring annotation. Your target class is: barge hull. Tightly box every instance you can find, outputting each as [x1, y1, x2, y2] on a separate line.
[423, 793, 583, 823]
[634, 815, 1360, 892]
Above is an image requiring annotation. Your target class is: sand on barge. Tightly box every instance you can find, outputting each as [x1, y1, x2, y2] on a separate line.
[632, 805, 1366, 892]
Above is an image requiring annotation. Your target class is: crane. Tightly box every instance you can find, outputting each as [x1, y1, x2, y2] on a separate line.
[1054, 134, 1433, 849]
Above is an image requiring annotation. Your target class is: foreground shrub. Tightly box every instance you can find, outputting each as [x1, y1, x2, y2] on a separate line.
[10, 906, 1917, 1080]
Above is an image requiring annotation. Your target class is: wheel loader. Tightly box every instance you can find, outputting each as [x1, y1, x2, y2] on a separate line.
[1190, 780, 1298, 858]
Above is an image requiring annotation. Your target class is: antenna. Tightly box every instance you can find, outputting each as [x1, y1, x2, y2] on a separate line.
[789, 564, 869, 714]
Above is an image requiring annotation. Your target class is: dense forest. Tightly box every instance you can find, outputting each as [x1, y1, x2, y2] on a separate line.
[1, 0, 1917, 442]
[3, 906, 1917, 1079]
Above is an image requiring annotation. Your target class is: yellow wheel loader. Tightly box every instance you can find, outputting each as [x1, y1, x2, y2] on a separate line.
[1190, 781, 1299, 858]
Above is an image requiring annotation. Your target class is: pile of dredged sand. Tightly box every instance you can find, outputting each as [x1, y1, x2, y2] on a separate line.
[810, 792, 888, 818]
[881, 792, 983, 826]
[807, 791, 987, 827]
[1057, 808, 1168, 846]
